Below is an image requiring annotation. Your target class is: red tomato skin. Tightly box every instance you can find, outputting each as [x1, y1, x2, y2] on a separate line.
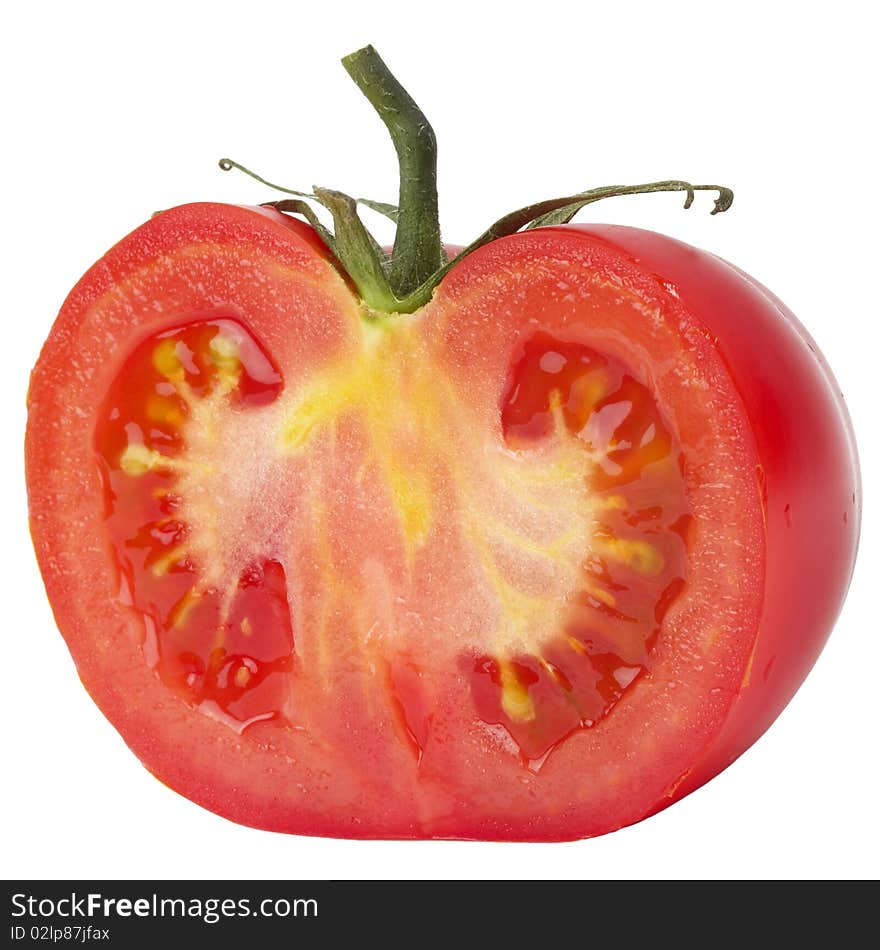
[561, 225, 860, 805]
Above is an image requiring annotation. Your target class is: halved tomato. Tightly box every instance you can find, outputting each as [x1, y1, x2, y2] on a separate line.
[26, 202, 859, 838]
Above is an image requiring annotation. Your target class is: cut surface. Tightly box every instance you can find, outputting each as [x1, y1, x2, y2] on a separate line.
[97, 315, 692, 760]
[28, 206, 768, 839]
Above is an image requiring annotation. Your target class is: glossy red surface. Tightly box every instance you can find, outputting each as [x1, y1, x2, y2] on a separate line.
[567, 225, 860, 800]
[26, 204, 860, 838]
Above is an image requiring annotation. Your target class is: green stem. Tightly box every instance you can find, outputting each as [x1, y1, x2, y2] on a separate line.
[219, 51, 732, 317]
[342, 45, 446, 298]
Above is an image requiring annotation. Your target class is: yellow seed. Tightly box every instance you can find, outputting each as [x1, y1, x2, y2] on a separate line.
[119, 443, 162, 476]
[598, 536, 663, 574]
[151, 545, 188, 577]
[209, 334, 241, 391]
[569, 372, 607, 416]
[209, 333, 238, 361]
[234, 666, 251, 688]
[587, 585, 616, 607]
[240, 617, 253, 636]
[548, 388, 566, 433]
[153, 339, 184, 380]
[500, 661, 536, 722]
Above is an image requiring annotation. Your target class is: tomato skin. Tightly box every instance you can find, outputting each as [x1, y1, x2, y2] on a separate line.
[26, 204, 860, 839]
[565, 226, 860, 803]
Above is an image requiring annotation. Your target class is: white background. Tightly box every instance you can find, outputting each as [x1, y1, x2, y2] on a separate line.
[2, 1, 877, 880]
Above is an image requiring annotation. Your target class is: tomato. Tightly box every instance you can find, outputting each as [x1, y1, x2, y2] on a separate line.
[25, 201, 858, 838]
[26, 46, 859, 840]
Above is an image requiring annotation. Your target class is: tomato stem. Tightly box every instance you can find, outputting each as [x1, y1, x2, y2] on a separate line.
[218, 51, 734, 316]
[341, 46, 446, 298]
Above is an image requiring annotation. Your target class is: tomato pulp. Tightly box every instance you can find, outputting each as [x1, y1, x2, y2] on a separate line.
[26, 203, 859, 839]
